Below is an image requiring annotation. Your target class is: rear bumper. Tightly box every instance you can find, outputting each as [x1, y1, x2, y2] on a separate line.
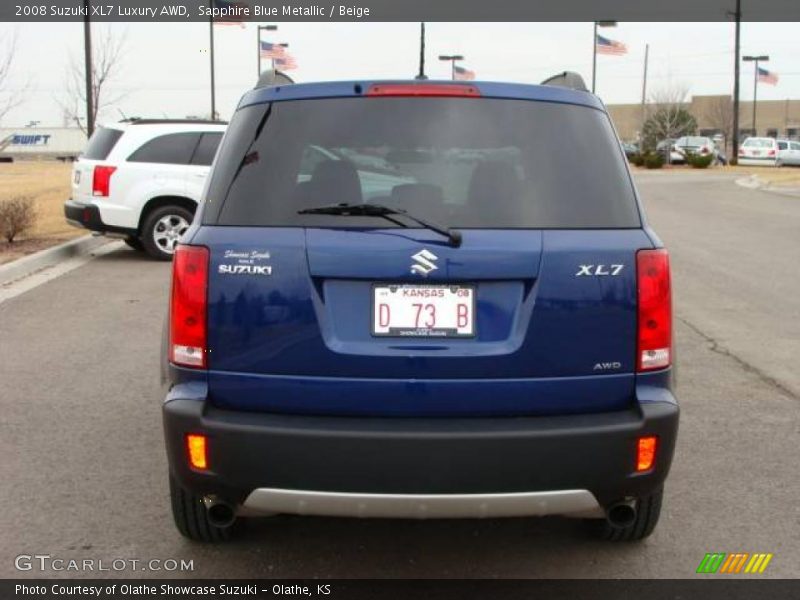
[737, 157, 777, 166]
[64, 200, 136, 237]
[163, 396, 679, 518]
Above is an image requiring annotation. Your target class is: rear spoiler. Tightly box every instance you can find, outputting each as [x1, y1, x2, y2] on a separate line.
[540, 71, 589, 93]
[255, 70, 295, 89]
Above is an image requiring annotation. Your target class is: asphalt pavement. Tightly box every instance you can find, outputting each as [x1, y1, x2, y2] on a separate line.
[0, 171, 797, 578]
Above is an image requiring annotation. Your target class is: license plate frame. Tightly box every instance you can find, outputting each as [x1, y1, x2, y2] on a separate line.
[371, 283, 477, 338]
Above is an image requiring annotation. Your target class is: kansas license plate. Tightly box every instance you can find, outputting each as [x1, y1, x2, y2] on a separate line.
[372, 284, 475, 338]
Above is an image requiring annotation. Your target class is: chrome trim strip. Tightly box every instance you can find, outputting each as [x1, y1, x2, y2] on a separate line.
[241, 488, 604, 519]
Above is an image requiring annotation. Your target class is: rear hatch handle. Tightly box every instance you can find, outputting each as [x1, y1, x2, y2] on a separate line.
[298, 203, 462, 247]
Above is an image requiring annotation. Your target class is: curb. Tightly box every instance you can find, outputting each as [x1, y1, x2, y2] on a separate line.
[734, 174, 800, 198]
[0, 234, 112, 286]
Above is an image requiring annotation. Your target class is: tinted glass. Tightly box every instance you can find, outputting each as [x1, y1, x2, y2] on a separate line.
[777, 141, 788, 150]
[83, 127, 123, 160]
[191, 132, 224, 166]
[127, 132, 201, 164]
[205, 98, 640, 229]
[791, 142, 800, 151]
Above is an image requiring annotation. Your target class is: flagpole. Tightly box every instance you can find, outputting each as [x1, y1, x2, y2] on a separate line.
[83, 0, 94, 137]
[731, 0, 741, 163]
[640, 43, 649, 144]
[752, 60, 758, 134]
[209, 1, 216, 120]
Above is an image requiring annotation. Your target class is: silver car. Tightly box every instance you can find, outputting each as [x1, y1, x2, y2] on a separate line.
[777, 139, 800, 167]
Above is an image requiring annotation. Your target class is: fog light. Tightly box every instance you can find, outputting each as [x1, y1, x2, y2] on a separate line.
[186, 433, 208, 470]
[636, 435, 658, 472]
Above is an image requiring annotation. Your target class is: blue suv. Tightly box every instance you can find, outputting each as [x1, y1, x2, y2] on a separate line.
[162, 74, 678, 543]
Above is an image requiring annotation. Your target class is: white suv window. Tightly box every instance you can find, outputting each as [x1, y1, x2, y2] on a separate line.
[128, 132, 201, 164]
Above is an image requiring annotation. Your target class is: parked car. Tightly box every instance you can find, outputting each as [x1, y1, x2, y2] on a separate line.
[777, 139, 800, 166]
[162, 75, 679, 543]
[64, 119, 227, 260]
[621, 142, 639, 161]
[673, 136, 723, 165]
[738, 137, 779, 167]
[656, 139, 683, 164]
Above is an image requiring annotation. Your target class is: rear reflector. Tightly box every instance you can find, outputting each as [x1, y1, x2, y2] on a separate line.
[186, 433, 208, 470]
[636, 435, 658, 472]
[636, 248, 672, 371]
[92, 165, 116, 197]
[170, 245, 209, 368]
[366, 83, 480, 97]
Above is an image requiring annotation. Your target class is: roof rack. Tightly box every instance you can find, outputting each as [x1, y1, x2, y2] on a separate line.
[122, 118, 228, 125]
[540, 71, 589, 93]
[255, 69, 295, 89]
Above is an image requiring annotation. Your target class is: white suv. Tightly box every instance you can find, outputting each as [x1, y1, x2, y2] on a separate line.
[64, 119, 227, 260]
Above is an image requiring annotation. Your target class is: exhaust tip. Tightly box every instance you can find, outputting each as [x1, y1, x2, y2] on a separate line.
[204, 498, 236, 529]
[606, 501, 637, 529]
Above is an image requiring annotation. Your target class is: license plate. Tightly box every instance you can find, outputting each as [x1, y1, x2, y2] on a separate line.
[372, 284, 475, 338]
[752, 150, 760, 156]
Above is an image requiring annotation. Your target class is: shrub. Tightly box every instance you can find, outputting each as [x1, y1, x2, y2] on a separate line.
[631, 153, 645, 167]
[0, 195, 37, 243]
[643, 152, 664, 169]
[686, 152, 714, 169]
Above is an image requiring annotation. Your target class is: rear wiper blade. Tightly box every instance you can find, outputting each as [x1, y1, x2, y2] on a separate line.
[298, 203, 462, 247]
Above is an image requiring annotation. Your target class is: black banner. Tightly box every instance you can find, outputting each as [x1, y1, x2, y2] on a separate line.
[2, 0, 800, 22]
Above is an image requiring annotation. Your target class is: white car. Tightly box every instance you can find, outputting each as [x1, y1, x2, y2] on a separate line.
[737, 137, 779, 167]
[64, 119, 227, 260]
[777, 139, 800, 167]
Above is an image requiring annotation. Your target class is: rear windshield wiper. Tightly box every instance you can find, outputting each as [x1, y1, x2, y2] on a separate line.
[298, 203, 462, 248]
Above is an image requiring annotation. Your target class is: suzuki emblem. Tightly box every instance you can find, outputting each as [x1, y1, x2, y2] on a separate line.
[410, 249, 438, 276]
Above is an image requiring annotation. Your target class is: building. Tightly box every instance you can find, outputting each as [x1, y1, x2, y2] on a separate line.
[607, 95, 800, 147]
[0, 127, 88, 161]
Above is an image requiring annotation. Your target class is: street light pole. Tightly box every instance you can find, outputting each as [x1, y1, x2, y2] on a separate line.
[438, 54, 464, 80]
[257, 24, 278, 77]
[592, 21, 617, 94]
[83, 0, 94, 137]
[731, 0, 741, 162]
[743, 55, 769, 136]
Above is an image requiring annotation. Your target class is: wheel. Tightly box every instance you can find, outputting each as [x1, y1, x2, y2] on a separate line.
[169, 474, 233, 543]
[123, 236, 145, 252]
[587, 487, 663, 542]
[141, 205, 193, 261]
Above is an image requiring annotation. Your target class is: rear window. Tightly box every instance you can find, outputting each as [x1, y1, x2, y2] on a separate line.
[676, 137, 709, 146]
[82, 127, 123, 160]
[127, 132, 201, 165]
[204, 97, 640, 229]
[743, 138, 775, 148]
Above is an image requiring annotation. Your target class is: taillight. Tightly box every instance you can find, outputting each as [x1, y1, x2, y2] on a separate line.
[186, 433, 209, 470]
[92, 165, 116, 197]
[636, 436, 658, 472]
[636, 249, 671, 371]
[170, 245, 209, 368]
[701, 146, 709, 155]
[366, 83, 480, 97]
[767, 149, 776, 156]
[738, 148, 745, 156]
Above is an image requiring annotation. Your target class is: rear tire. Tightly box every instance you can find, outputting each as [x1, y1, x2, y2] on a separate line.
[588, 487, 663, 542]
[141, 205, 193, 261]
[169, 474, 233, 543]
[123, 236, 144, 252]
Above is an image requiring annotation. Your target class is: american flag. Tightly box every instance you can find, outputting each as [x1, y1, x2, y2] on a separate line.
[453, 65, 475, 81]
[596, 34, 627, 56]
[212, 0, 247, 28]
[260, 41, 286, 60]
[757, 67, 779, 86]
[274, 55, 298, 71]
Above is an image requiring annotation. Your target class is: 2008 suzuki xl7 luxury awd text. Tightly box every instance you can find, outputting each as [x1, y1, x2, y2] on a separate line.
[162, 75, 679, 543]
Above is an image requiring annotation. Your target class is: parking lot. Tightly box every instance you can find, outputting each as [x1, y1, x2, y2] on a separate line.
[1, 171, 798, 578]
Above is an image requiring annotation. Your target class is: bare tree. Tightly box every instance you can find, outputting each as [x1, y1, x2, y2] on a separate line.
[59, 27, 127, 134]
[641, 83, 697, 151]
[703, 95, 734, 155]
[0, 31, 27, 124]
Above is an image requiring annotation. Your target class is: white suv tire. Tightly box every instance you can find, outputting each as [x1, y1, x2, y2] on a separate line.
[141, 205, 194, 261]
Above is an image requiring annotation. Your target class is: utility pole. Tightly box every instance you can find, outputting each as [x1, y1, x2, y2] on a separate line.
[731, 0, 741, 163]
[743, 55, 769, 135]
[640, 43, 649, 145]
[83, 0, 94, 137]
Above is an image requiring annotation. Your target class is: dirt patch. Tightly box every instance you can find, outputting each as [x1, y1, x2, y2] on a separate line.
[0, 237, 72, 265]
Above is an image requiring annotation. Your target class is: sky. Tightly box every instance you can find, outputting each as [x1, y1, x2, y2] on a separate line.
[0, 21, 798, 126]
